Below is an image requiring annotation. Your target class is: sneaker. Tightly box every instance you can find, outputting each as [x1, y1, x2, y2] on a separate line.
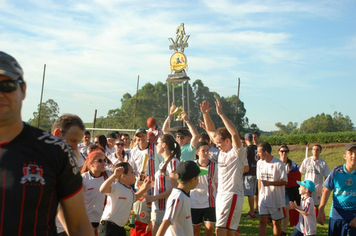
[246, 212, 256, 218]
[254, 209, 259, 215]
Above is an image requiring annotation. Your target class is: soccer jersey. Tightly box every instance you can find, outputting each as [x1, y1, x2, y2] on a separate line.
[152, 157, 180, 212]
[133, 198, 151, 224]
[190, 160, 218, 208]
[129, 143, 164, 190]
[0, 123, 82, 235]
[180, 143, 196, 161]
[323, 164, 356, 220]
[101, 182, 136, 227]
[163, 188, 193, 236]
[82, 171, 111, 223]
[78, 142, 93, 158]
[300, 157, 330, 187]
[296, 196, 316, 235]
[257, 156, 287, 208]
[217, 145, 246, 195]
[244, 144, 258, 176]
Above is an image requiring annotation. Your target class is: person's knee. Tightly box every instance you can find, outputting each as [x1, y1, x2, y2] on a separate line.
[204, 223, 215, 231]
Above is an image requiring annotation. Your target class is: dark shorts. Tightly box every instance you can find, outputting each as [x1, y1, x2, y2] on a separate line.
[98, 220, 126, 236]
[91, 222, 99, 228]
[328, 218, 356, 236]
[191, 207, 216, 225]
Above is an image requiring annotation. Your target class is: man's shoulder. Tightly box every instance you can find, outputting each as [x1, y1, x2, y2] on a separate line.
[19, 124, 70, 152]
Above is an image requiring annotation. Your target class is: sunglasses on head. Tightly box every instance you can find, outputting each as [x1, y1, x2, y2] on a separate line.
[95, 158, 107, 163]
[280, 150, 289, 153]
[0, 79, 24, 93]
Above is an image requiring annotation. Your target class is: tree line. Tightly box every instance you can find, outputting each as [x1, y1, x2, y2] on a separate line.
[28, 80, 354, 136]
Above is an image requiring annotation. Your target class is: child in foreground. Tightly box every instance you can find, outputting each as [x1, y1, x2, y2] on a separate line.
[98, 162, 151, 236]
[156, 161, 208, 236]
[289, 180, 317, 236]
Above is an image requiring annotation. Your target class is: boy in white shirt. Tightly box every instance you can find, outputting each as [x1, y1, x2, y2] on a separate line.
[289, 180, 317, 236]
[156, 161, 208, 236]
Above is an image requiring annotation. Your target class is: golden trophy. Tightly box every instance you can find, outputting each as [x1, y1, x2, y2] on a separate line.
[167, 23, 191, 130]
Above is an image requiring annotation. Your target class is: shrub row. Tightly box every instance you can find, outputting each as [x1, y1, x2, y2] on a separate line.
[260, 131, 356, 145]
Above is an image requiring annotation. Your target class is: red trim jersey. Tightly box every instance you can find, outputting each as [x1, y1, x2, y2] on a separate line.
[82, 171, 111, 223]
[190, 160, 218, 208]
[152, 157, 179, 212]
[0, 123, 82, 235]
[257, 156, 287, 208]
[101, 182, 136, 227]
[163, 188, 193, 236]
[296, 196, 316, 235]
[129, 144, 164, 190]
[217, 145, 246, 195]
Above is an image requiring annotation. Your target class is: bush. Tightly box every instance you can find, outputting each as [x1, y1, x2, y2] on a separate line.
[260, 131, 356, 145]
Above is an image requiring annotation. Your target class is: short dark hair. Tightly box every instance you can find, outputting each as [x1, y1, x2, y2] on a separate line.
[84, 130, 91, 136]
[198, 132, 210, 142]
[51, 114, 85, 134]
[215, 127, 231, 141]
[278, 144, 289, 152]
[313, 144, 322, 152]
[258, 142, 272, 154]
[252, 131, 260, 137]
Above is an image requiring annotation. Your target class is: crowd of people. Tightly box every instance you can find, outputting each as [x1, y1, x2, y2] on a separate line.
[0, 51, 355, 236]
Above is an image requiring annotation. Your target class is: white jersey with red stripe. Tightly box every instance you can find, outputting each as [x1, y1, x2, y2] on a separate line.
[163, 188, 193, 236]
[257, 156, 287, 208]
[296, 196, 316, 235]
[101, 182, 136, 227]
[82, 171, 111, 223]
[129, 143, 164, 190]
[190, 160, 218, 208]
[217, 145, 246, 195]
[152, 157, 180, 212]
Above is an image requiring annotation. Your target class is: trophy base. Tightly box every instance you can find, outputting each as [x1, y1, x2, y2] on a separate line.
[167, 72, 190, 82]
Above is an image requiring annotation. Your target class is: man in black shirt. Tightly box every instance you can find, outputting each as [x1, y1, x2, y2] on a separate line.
[0, 51, 93, 235]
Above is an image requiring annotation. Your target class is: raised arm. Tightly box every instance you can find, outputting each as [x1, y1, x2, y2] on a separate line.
[215, 98, 241, 149]
[162, 102, 176, 136]
[200, 100, 216, 139]
[181, 111, 199, 148]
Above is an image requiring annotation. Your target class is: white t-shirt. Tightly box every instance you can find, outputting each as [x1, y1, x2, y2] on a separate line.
[129, 144, 164, 190]
[78, 142, 93, 158]
[257, 156, 287, 208]
[133, 198, 151, 224]
[190, 160, 218, 209]
[101, 182, 136, 227]
[152, 157, 180, 212]
[82, 171, 111, 223]
[217, 145, 246, 195]
[163, 188, 193, 236]
[299, 156, 330, 188]
[296, 196, 316, 235]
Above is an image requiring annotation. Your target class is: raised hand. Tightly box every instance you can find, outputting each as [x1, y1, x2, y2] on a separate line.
[113, 166, 124, 177]
[169, 102, 177, 115]
[214, 98, 223, 116]
[200, 100, 213, 114]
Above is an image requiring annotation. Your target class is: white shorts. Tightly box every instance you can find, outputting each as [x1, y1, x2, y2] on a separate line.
[312, 184, 323, 206]
[243, 175, 257, 196]
[259, 205, 286, 221]
[215, 193, 243, 231]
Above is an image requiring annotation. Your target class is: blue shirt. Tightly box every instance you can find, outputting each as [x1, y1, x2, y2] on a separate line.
[323, 164, 356, 221]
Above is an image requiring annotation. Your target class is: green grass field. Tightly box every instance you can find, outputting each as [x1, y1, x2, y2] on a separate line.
[124, 143, 346, 235]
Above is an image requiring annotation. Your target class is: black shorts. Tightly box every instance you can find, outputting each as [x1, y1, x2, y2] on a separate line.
[191, 207, 216, 225]
[91, 222, 99, 228]
[98, 220, 126, 236]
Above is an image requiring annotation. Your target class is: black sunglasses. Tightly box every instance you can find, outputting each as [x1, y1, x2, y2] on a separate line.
[0, 79, 24, 93]
[95, 158, 107, 163]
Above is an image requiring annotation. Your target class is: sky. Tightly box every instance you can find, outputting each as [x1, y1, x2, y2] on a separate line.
[1, 0, 355, 131]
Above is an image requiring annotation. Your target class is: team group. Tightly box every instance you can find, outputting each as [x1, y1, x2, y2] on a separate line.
[0, 51, 355, 236]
